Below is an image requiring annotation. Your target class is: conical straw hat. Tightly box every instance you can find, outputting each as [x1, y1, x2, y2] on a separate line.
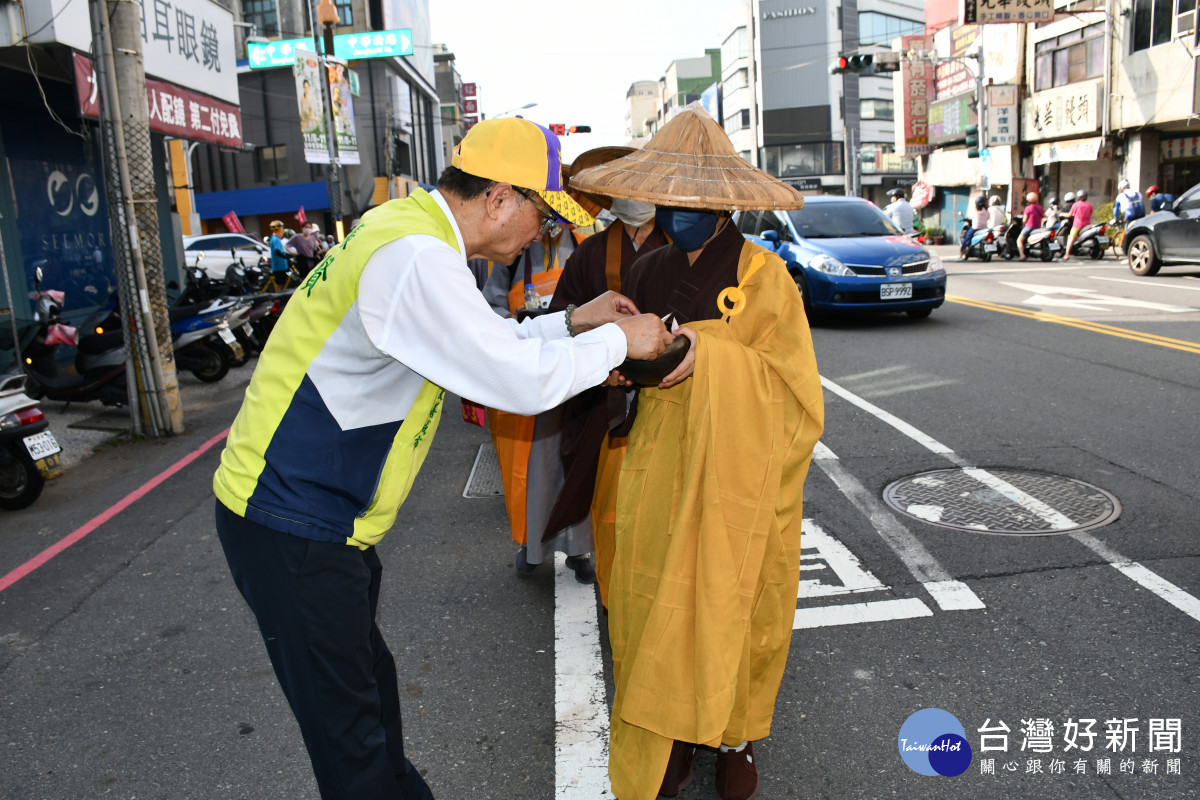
[564, 146, 635, 216]
[570, 104, 804, 212]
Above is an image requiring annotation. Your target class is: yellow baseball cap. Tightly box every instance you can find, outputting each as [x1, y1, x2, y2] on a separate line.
[452, 118, 594, 227]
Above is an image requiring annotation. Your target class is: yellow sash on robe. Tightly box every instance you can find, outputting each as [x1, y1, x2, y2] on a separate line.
[607, 241, 825, 800]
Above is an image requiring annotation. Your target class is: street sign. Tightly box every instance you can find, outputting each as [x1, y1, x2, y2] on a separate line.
[247, 29, 413, 69]
[248, 39, 311, 69]
[335, 29, 413, 59]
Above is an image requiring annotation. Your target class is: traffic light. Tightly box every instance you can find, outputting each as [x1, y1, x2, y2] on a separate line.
[965, 124, 980, 158]
[549, 123, 566, 136]
[568, 125, 591, 134]
[830, 54, 874, 75]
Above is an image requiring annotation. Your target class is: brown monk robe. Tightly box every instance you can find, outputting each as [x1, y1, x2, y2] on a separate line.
[545, 219, 668, 605]
[607, 219, 824, 800]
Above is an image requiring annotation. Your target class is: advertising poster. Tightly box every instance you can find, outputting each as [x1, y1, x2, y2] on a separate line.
[294, 52, 329, 164]
[327, 63, 361, 166]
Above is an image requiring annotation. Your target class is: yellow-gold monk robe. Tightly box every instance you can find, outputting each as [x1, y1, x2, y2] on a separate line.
[607, 241, 824, 800]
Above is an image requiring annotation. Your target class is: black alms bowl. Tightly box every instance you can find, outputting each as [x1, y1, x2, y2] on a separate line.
[618, 335, 691, 387]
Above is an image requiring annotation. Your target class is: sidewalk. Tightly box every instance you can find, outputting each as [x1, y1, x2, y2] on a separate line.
[42, 360, 254, 472]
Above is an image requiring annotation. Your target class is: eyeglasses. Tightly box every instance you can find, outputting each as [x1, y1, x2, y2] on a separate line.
[515, 187, 562, 239]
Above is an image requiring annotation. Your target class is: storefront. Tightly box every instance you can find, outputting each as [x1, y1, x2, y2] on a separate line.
[1160, 136, 1200, 197]
[1022, 78, 1117, 205]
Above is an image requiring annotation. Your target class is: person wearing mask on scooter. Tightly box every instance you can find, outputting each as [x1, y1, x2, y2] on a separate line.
[884, 188, 915, 234]
[1017, 192, 1044, 261]
[211, 117, 675, 800]
[1063, 189, 1093, 261]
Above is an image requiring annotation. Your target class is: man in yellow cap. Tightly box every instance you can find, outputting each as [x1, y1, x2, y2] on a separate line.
[211, 117, 674, 800]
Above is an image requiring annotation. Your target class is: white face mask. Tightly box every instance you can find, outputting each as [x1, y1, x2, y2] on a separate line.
[609, 198, 656, 227]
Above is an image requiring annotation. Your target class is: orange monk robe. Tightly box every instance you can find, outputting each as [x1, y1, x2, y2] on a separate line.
[607, 243, 824, 800]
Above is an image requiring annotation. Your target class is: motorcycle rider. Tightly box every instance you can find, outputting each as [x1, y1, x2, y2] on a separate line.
[1017, 191, 1045, 261]
[884, 188, 915, 234]
[960, 195, 988, 260]
[1063, 189, 1094, 261]
[987, 195, 1006, 229]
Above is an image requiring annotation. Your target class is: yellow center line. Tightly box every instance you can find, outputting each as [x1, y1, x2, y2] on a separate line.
[945, 294, 1200, 355]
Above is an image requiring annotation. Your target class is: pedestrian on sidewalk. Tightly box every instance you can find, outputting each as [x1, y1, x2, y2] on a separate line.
[571, 104, 824, 800]
[211, 117, 674, 800]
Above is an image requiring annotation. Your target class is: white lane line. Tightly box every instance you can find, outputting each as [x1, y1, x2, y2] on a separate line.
[794, 598, 933, 629]
[821, 377, 960, 459]
[961, 467, 1076, 530]
[812, 442, 984, 611]
[1090, 275, 1200, 293]
[554, 553, 613, 799]
[823, 377, 1200, 624]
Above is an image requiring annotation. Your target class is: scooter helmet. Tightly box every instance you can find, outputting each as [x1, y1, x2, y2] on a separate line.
[1025, 192, 1039, 203]
[1118, 179, 1130, 191]
[889, 188, 905, 199]
[988, 195, 1001, 206]
[1048, 196, 1058, 207]
[1063, 192, 1076, 204]
[974, 196, 986, 210]
[1076, 189, 1088, 200]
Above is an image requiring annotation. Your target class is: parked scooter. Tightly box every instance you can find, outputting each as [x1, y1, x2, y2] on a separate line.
[1022, 224, 1063, 261]
[0, 371, 63, 509]
[20, 268, 127, 405]
[998, 220, 1023, 261]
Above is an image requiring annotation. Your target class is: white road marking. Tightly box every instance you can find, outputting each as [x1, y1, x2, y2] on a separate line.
[810, 439, 984, 612]
[554, 553, 613, 799]
[794, 598, 933, 629]
[1000, 281, 1194, 313]
[798, 519, 886, 597]
[1089, 275, 1200, 293]
[822, 377, 1200, 624]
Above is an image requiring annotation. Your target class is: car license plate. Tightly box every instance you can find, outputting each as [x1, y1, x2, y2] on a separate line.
[1098, 236, 1109, 244]
[23, 430, 61, 461]
[1049, 242, 1062, 251]
[881, 283, 913, 300]
[218, 326, 237, 344]
[984, 244, 997, 253]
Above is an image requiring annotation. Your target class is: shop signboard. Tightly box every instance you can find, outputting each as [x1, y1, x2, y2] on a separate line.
[929, 93, 973, 146]
[964, 0, 1054, 23]
[896, 34, 934, 156]
[1032, 137, 1102, 166]
[73, 53, 242, 148]
[1021, 80, 1101, 143]
[985, 84, 1019, 147]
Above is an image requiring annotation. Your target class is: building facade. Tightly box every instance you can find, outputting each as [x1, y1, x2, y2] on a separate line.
[720, 1, 758, 165]
[624, 80, 658, 147]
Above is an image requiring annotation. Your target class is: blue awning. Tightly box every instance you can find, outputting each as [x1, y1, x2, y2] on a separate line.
[194, 181, 330, 219]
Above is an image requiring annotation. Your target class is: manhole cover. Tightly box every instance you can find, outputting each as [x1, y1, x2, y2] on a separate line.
[883, 468, 1120, 536]
[463, 441, 504, 498]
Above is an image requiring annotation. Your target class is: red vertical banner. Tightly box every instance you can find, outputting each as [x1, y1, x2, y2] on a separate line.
[297, 206, 307, 225]
[898, 35, 934, 156]
[223, 211, 245, 234]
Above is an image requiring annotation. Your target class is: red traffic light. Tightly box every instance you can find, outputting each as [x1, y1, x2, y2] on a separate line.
[549, 123, 566, 136]
[837, 56, 848, 70]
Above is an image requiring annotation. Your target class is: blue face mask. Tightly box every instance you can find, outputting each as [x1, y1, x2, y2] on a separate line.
[656, 208, 721, 252]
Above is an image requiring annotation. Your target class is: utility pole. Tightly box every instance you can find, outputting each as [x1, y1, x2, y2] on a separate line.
[311, 0, 343, 239]
[89, 0, 184, 435]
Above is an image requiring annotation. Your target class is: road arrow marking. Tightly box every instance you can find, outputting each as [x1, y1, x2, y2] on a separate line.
[1000, 281, 1193, 313]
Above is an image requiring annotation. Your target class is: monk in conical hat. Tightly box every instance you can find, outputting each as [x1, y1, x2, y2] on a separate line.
[581, 104, 824, 800]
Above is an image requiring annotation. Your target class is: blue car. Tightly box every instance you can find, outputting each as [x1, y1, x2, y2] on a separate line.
[735, 196, 947, 318]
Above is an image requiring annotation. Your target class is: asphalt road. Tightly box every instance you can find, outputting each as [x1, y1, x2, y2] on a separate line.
[0, 249, 1197, 800]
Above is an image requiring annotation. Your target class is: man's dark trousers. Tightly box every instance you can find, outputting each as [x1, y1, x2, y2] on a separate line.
[215, 501, 434, 800]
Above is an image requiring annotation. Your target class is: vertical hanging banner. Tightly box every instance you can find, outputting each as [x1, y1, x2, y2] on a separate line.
[895, 35, 935, 156]
[326, 63, 361, 165]
[223, 211, 245, 233]
[294, 52, 330, 164]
